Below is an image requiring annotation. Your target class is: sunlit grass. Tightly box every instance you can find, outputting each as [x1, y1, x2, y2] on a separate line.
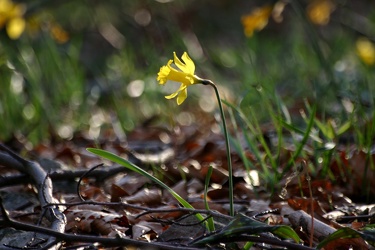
[0, 1, 374, 199]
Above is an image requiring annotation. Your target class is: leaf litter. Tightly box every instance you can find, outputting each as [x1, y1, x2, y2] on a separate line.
[1, 118, 375, 250]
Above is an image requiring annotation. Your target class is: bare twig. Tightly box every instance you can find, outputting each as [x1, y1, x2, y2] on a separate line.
[0, 144, 66, 250]
[76, 163, 104, 201]
[0, 203, 202, 250]
[45, 200, 232, 221]
[288, 210, 336, 241]
[134, 206, 232, 220]
[0, 166, 128, 188]
[151, 213, 214, 227]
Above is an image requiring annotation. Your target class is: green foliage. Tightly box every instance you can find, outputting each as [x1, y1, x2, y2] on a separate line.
[192, 213, 300, 246]
[204, 165, 215, 232]
[317, 227, 375, 249]
[0, 36, 86, 143]
[86, 148, 206, 223]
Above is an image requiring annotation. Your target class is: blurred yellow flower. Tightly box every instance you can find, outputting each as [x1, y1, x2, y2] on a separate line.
[26, 15, 70, 43]
[356, 37, 375, 66]
[157, 52, 204, 105]
[0, 0, 26, 39]
[307, 0, 335, 25]
[50, 23, 69, 44]
[241, 5, 273, 37]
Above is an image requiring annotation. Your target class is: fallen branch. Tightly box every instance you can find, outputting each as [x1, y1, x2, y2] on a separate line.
[288, 210, 336, 241]
[0, 202, 202, 250]
[0, 144, 66, 250]
[44, 200, 232, 221]
[0, 165, 129, 188]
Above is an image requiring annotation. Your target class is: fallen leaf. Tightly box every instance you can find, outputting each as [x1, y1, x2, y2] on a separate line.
[65, 209, 129, 235]
[123, 188, 162, 205]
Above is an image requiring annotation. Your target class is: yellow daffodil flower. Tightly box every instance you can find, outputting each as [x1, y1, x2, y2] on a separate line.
[50, 22, 69, 44]
[356, 37, 375, 66]
[241, 5, 273, 37]
[157, 52, 204, 105]
[307, 0, 335, 26]
[157, 51, 234, 217]
[0, 0, 26, 39]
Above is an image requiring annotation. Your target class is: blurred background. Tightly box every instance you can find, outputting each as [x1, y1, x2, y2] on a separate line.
[0, 0, 374, 145]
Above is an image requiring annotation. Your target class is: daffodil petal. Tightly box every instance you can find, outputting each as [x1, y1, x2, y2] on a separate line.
[181, 52, 195, 74]
[157, 51, 199, 105]
[165, 91, 179, 99]
[173, 52, 191, 74]
[7, 17, 25, 39]
[177, 88, 188, 105]
[165, 66, 192, 85]
[165, 84, 186, 99]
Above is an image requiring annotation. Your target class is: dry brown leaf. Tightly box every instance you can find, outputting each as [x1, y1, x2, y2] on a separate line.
[348, 150, 375, 198]
[163, 180, 188, 204]
[288, 197, 326, 216]
[111, 183, 128, 202]
[132, 220, 164, 241]
[201, 164, 228, 184]
[186, 178, 204, 194]
[351, 221, 367, 230]
[323, 237, 369, 250]
[207, 187, 229, 200]
[79, 185, 109, 202]
[111, 173, 150, 201]
[234, 181, 255, 200]
[65, 209, 129, 235]
[136, 205, 184, 221]
[190, 201, 227, 214]
[123, 188, 162, 205]
[249, 199, 271, 211]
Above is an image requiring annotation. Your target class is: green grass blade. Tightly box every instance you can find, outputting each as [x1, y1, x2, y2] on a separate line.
[204, 165, 215, 232]
[192, 214, 300, 245]
[87, 148, 205, 222]
[223, 100, 270, 174]
[278, 117, 323, 143]
[317, 227, 363, 249]
[281, 105, 317, 177]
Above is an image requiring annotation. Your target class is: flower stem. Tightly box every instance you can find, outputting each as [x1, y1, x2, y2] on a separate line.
[204, 80, 234, 217]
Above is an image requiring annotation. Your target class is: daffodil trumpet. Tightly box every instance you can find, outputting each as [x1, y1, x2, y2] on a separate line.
[157, 52, 234, 216]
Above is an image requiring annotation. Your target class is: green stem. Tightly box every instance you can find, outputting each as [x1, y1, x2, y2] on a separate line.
[204, 80, 234, 217]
